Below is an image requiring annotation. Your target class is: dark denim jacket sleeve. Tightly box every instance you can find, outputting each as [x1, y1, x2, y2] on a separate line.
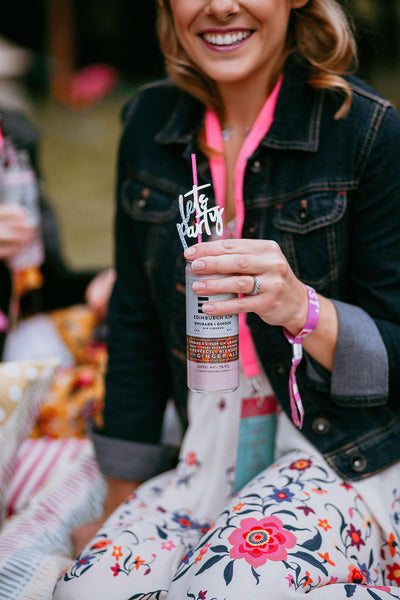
[331, 301, 388, 401]
[91, 432, 179, 481]
[306, 104, 400, 405]
[91, 114, 178, 481]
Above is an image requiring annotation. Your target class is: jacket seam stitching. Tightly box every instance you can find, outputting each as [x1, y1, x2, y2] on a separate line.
[355, 103, 387, 179]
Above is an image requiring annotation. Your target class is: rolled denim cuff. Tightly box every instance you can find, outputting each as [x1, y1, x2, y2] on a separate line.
[91, 430, 179, 482]
[331, 300, 389, 404]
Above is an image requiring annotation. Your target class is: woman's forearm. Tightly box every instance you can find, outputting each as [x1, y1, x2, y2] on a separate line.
[302, 295, 339, 372]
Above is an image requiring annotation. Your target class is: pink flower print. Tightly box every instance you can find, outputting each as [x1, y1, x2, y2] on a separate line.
[161, 541, 176, 551]
[198, 592, 207, 600]
[289, 458, 312, 471]
[228, 516, 297, 568]
[110, 563, 120, 577]
[285, 574, 294, 587]
[347, 523, 365, 551]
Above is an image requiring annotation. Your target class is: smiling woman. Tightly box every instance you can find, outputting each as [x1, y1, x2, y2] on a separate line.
[158, 0, 355, 118]
[168, 0, 306, 91]
[201, 29, 253, 49]
[52, 1, 400, 599]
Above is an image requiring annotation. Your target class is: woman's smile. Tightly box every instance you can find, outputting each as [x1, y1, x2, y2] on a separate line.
[200, 28, 254, 52]
[170, 0, 302, 90]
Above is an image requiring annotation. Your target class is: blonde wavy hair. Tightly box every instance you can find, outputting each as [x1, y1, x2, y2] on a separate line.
[157, 0, 358, 120]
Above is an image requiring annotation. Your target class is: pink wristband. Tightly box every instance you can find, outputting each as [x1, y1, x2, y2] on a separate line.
[283, 285, 320, 429]
[0, 310, 8, 332]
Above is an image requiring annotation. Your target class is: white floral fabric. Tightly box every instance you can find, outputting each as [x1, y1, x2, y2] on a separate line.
[53, 378, 400, 600]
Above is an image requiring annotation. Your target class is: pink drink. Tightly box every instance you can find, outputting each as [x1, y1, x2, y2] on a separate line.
[186, 261, 239, 393]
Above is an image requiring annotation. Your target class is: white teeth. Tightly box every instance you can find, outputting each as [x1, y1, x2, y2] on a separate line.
[203, 30, 251, 46]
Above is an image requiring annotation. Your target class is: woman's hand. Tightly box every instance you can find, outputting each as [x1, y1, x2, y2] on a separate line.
[0, 205, 35, 261]
[185, 238, 308, 336]
[85, 268, 116, 320]
[184, 238, 339, 371]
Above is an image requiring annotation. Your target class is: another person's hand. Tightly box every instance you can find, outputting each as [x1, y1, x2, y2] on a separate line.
[184, 238, 308, 337]
[0, 205, 35, 262]
[85, 268, 116, 320]
[71, 477, 141, 556]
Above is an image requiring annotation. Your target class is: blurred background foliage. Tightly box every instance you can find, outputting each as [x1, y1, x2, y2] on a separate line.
[0, 1, 399, 270]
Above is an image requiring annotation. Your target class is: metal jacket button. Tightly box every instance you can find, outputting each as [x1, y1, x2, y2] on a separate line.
[350, 454, 367, 473]
[243, 222, 258, 238]
[297, 199, 309, 224]
[134, 198, 148, 210]
[271, 363, 287, 379]
[312, 417, 330, 435]
[250, 160, 263, 173]
[134, 187, 150, 210]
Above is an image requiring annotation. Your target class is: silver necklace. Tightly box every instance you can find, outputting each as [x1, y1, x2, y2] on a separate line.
[221, 125, 234, 141]
[221, 125, 251, 141]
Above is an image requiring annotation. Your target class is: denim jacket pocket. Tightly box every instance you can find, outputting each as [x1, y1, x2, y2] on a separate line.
[273, 189, 347, 294]
[121, 179, 180, 223]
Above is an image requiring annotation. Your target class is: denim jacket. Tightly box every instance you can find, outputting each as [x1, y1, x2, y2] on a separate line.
[92, 62, 400, 483]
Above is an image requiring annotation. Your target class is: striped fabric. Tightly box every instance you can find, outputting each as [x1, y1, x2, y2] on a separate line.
[0, 359, 59, 525]
[0, 437, 105, 600]
[5, 437, 89, 517]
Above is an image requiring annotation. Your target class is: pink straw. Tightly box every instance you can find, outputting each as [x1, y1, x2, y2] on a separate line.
[191, 153, 202, 244]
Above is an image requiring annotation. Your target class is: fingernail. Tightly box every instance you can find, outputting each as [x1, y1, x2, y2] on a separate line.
[192, 259, 205, 271]
[202, 303, 214, 314]
[193, 281, 206, 291]
[185, 247, 196, 257]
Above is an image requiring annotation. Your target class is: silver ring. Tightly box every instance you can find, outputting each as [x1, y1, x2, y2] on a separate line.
[249, 275, 261, 296]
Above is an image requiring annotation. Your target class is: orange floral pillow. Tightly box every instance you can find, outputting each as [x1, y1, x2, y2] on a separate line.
[30, 305, 107, 439]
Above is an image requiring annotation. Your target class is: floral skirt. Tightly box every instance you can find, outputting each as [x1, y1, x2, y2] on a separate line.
[53, 374, 400, 600]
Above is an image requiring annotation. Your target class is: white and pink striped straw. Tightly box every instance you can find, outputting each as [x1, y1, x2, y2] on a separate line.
[191, 153, 202, 244]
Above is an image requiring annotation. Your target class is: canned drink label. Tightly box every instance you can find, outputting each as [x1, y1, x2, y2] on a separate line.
[187, 334, 239, 364]
[186, 271, 238, 338]
[185, 262, 239, 392]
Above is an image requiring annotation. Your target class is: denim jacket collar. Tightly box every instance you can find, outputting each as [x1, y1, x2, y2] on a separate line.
[155, 63, 322, 153]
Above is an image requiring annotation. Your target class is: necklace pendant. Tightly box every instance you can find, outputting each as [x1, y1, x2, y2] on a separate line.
[222, 126, 234, 141]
